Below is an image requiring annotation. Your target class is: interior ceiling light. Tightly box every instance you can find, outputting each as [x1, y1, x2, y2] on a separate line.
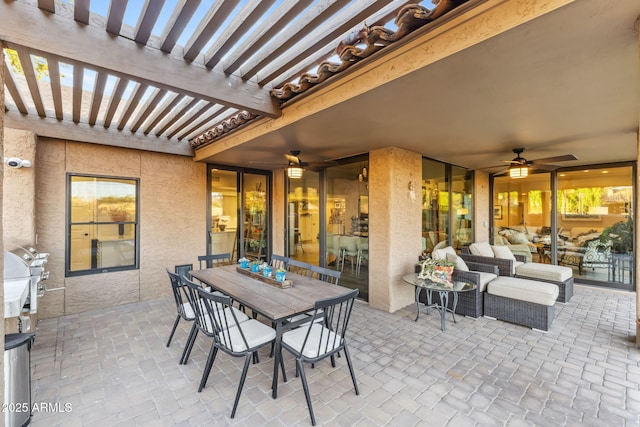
[287, 166, 304, 179]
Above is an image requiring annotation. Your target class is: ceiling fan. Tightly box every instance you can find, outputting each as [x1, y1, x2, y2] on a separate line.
[283, 150, 338, 178]
[497, 148, 578, 178]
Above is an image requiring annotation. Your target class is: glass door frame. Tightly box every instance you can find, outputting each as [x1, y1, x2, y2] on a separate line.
[207, 164, 272, 262]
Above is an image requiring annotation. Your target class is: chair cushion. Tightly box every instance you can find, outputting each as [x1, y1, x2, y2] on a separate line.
[282, 323, 342, 358]
[476, 272, 498, 292]
[488, 277, 559, 306]
[470, 242, 494, 257]
[221, 318, 276, 352]
[446, 252, 469, 271]
[431, 246, 457, 261]
[202, 307, 249, 334]
[492, 245, 516, 261]
[515, 263, 573, 282]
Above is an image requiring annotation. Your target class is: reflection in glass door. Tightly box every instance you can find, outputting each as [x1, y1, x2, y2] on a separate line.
[243, 173, 269, 261]
[287, 171, 320, 263]
[209, 168, 270, 262]
[557, 166, 633, 290]
[209, 169, 239, 260]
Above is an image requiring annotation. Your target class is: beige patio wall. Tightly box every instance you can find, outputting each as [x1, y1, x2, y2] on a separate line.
[27, 137, 207, 318]
[368, 147, 421, 312]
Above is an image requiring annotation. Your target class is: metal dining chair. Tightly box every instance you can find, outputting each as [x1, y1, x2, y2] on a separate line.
[287, 259, 313, 276]
[198, 253, 231, 269]
[166, 269, 195, 349]
[191, 282, 282, 419]
[270, 254, 289, 270]
[280, 289, 360, 426]
[310, 264, 341, 285]
[179, 278, 249, 365]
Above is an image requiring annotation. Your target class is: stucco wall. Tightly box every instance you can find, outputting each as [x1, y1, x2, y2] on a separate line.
[3, 128, 36, 247]
[33, 138, 206, 318]
[369, 147, 421, 312]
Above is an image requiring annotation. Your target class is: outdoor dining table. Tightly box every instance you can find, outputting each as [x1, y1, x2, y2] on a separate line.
[190, 264, 354, 399]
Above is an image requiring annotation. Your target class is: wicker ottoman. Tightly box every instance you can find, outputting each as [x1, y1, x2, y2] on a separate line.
[514, 263, 574, 303]
[484, 277, 559, 331]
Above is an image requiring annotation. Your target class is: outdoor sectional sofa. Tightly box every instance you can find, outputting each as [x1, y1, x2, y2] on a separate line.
[459, 242, 574, 303]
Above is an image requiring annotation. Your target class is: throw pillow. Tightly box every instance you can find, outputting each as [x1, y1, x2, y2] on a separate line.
[469, 242, 493, 257]
[508, 232, 529, 245]
[431, 246, 457, 261]
[492, 245, 516, 260]
[446, 252, 469, 271]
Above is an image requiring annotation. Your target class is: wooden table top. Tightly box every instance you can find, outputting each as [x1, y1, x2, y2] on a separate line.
[190, 265, 353, 323]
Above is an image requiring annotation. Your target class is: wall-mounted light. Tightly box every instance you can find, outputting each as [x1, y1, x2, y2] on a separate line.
[4, 157, 32, 169]
[287, 166, 304, 179]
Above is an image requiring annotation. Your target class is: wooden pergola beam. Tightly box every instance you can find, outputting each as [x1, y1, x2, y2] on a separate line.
[0, 1, 279, 118]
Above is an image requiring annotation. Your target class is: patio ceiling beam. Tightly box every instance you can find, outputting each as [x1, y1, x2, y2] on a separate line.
[4, 112, 194, 156]
[3, 56, 28, 115]
[45, 55, 64, 121]
[0, 1, 279, 118]
[135, 0, 166, 45]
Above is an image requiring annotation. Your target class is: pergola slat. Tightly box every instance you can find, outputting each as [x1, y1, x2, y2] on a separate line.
[183, 0, 241, 62]
[131, 88, 167, 132]
[239, 0, 353, 81]
[204, 0, 275, 69]
[44, 55, 63, 120]
[135, 0, 166, 45]
[155, 98, 199, 137]
[159, 0, 202, 54]
[3, 57, 28, 115]
[37, 0, 55, 14]
[176, 105, 227, 140]
[104, 77, 129, 128]
[106, 0, 127, 35]
[261, 0, 405, 87]
[72, 64, 83, 123]
[143, 93, 185, 135]
[167, 102, 214, 139]
[223, 0, 312, 76]
[89, 72, 107, 126]
[16, 48, 46, 117]
[117, 83, 148, 131]
[0, 2, 279, 117]
[74, 0, 90, 24]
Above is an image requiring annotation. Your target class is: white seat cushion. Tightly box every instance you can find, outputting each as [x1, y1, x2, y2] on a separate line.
[515, 263, 573, 282]
[202, 306, 249, 334]
[469, 242, 494, 257]
[476, 272, 498, 292]
[282, 323, 342, 358]
[221, 319, 276, 352]
[488, 277, 559, 306]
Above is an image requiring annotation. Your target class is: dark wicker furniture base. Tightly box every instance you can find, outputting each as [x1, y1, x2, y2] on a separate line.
[515, 275, 573, 303]
[484, 292, 555, 331]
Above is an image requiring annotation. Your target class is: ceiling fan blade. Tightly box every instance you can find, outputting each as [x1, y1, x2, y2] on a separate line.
[530, 154, 578, 164]
[530, 163, 561, 171]
[284, 153, 301, 165]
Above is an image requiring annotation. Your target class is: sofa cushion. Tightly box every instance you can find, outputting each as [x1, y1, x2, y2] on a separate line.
[515, 263, 573, 282]
[488, 277, 559, 306]
[492, 245, 516, 260]
[469, 242, 493, 257]
[476, 272, 498, 292]
[431, 246, 457, 261]
[446, 252, 469, 271]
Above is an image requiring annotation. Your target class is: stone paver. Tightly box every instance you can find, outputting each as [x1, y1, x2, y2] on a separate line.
[24, 284, 640, 426]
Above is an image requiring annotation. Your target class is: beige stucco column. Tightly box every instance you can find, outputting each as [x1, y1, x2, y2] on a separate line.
[636, 18, 640, 346]
[368, 147, 422, 312]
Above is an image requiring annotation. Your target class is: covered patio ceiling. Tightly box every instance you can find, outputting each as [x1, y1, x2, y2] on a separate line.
[2, 0, 639, 172]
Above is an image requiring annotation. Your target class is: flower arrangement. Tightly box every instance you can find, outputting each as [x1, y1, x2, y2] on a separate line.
[417, 256, 456, 286]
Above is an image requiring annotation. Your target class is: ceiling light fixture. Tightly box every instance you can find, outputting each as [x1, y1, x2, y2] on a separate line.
[287, 166, 304, 179]
[509, 164, 529, 178]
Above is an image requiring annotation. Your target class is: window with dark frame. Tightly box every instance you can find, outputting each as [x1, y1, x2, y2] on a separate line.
[66, 174, 139, 276]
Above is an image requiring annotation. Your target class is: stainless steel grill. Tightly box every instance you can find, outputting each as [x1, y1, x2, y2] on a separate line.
[4, 245, 49, 325]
